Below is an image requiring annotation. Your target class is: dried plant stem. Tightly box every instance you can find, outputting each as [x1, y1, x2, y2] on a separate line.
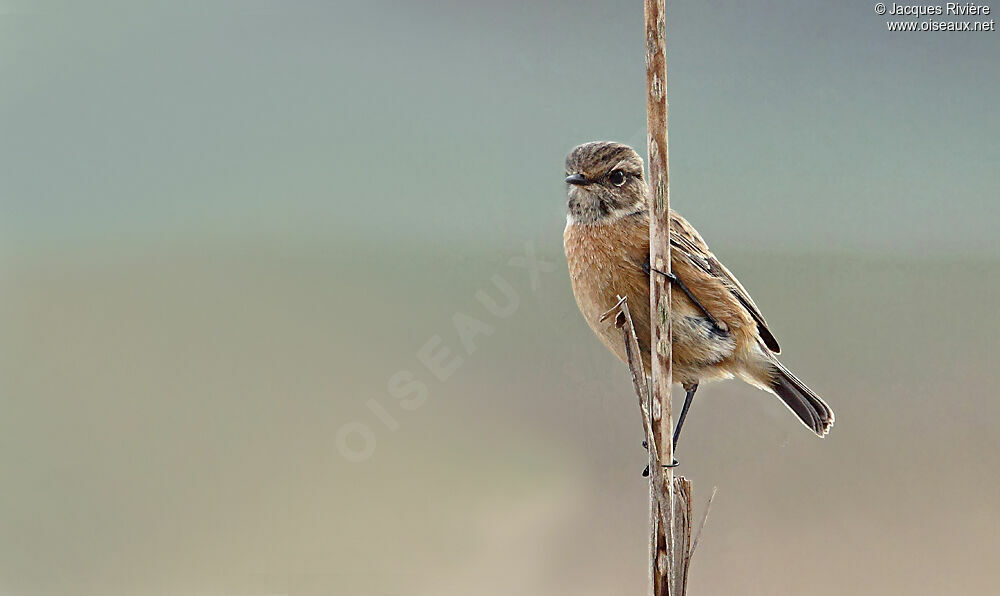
[604, 297, 696, 595]
[649, 1, 698, 593]
[602, 4, 713, 594]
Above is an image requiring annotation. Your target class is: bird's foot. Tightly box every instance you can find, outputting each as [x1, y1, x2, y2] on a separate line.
[642, 460, 680, 477]
[641, 440, 678, 476]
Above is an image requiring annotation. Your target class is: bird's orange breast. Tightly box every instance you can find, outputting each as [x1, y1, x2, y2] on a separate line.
[564, 214, 757, 382]
[564, 215, 657, 372]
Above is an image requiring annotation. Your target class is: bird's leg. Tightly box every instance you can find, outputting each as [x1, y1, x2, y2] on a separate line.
[641, 384, 699, 476]
[672, 383, 699, 452]
[641, 259, 723, 332]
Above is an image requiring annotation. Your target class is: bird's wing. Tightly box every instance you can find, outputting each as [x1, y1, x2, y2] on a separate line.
[669, 212, 781, 353]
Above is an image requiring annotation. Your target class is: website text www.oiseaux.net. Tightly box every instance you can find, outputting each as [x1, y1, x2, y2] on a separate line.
[875, 2, 997, 31]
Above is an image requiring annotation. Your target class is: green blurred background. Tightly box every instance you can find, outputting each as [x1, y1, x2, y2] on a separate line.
[2, 1, 998, 595]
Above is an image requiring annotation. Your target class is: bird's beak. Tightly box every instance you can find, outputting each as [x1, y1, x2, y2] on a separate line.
[565, 173, 590, 186]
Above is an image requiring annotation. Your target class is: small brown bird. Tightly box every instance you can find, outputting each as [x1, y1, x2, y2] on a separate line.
[563, 141, 833, 451]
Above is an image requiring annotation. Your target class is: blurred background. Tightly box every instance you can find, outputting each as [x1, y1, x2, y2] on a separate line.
[2, 1, 999, 595]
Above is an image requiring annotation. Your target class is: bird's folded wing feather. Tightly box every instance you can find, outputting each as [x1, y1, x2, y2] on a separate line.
[669, 212, 782, 353]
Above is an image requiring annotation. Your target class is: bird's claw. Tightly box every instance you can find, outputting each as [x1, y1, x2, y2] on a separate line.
[642, 460, 680, 477]
[642, 439, 679, 475]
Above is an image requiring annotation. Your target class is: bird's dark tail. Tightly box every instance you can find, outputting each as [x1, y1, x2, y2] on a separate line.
[768, 360, 834, 437]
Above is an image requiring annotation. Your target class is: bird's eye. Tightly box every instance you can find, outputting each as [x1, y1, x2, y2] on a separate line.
[609, 170, 627, 187]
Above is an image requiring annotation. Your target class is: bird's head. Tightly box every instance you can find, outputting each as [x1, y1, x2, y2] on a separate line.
[564, 141, 646, 225]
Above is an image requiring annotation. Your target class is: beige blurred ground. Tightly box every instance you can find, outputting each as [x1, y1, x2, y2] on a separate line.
[3, 246, 998, 596]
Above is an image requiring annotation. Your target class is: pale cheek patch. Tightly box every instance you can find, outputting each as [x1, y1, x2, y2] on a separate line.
[605, 203, 646, 221]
